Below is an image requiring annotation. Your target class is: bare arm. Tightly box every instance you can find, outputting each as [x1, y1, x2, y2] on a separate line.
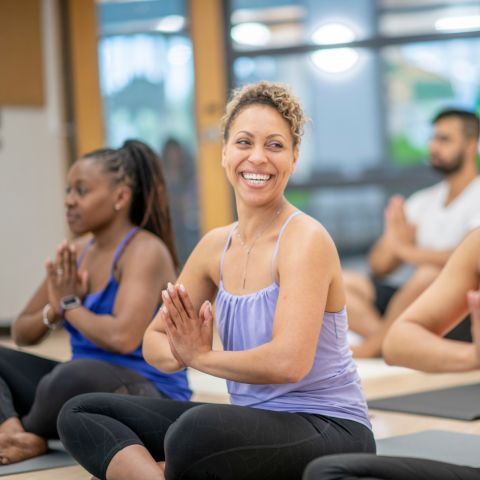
[161, 217, 343, 384]
[65, 236, 176, 354]
[394, 244, 454, 267]
[143, 229, 222, 373]
[12, 278, 58, 346]
[383, 229, 480, 373]
[368, 236, 403, 276]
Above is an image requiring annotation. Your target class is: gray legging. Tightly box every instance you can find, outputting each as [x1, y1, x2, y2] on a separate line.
[303, 453, 480, 480]
[0, 346, 167, 439]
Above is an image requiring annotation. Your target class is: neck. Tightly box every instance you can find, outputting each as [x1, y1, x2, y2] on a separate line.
[445, 159, 478, 204]
[236, 196, 287, 244]
[91, 217, 136, 251]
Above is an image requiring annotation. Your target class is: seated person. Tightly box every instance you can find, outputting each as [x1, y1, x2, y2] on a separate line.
[303, 227, 480, 480]
[58, 81, 375, 480]
[344, 109, 480, 357]
[0, 140, 191, 465]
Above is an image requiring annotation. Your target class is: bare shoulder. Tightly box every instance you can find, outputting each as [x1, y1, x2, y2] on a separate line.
[280, 212, 336, 257]
[122, 229, 174, 268]
[193, 223, 237, 260]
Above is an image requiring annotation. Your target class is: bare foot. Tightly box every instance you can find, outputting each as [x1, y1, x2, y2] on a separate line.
[0, 432, 47, 464]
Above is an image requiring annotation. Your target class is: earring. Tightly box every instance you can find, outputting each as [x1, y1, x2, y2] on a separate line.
[115, 204, 120, 211]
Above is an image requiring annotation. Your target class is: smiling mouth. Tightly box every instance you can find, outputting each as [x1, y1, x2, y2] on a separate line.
[241, 172, 272, 185]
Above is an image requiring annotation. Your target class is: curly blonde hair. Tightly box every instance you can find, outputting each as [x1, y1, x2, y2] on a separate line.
[221, 81, 309, 147]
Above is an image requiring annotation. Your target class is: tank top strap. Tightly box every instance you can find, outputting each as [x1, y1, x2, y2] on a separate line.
[111, 227, 140, 277]
[271, 211, 304, 282]
[220, 223, 239, 282]
[76, 237, 95, 269]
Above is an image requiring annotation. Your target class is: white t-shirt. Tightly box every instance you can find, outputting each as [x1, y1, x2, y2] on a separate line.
[404, 176, 480, 251]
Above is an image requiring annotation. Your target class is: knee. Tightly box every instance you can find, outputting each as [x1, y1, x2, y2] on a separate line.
[303, 456, 344, 480]
[36, 360, 97, 402]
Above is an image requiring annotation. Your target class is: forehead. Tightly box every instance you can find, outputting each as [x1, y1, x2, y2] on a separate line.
[434, 117, 464, 136]
[230, 104, 292, 138]
[68, 157, 106, 182]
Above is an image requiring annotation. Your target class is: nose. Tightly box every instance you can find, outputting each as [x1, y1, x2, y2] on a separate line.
[247, 145, 268, 166]
[65, 189, 75, 207]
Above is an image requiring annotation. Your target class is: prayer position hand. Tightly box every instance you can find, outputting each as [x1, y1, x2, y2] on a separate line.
[384, 196, 416, 257]
[45, 240, 88, 315]
[161, 283, 213, 367]
[467, 286, 480, 370]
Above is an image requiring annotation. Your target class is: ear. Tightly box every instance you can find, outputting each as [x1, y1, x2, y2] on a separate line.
[114, 184, 133, 210]
[290, 145, 299, 175]
[221, 140, 227, 168]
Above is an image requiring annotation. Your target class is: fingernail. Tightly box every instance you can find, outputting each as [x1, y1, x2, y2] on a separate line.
[163, 290, 169, 299]
[208, 301, 212, 312]
[168, 282, 174, 293]
[70, 244, 75, 252]
[163, 306, 167, 314]
[180, 284, 185, 293]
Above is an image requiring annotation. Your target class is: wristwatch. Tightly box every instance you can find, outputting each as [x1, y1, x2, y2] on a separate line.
[59, 295, 82, 317]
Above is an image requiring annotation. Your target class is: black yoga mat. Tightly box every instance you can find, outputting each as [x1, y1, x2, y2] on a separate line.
[376, 430, 480, 468]
[0, 440, 77, 477]
[368, 382, 480, 421]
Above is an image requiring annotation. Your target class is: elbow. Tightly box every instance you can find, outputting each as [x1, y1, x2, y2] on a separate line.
[110, 333, 141, 355]
[275, 360, 311, 384]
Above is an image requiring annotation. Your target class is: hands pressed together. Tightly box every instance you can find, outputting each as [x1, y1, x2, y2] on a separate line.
[45, 240, 88, 317]
[384, 195, 416, 260]
[161, 283, 214, 369]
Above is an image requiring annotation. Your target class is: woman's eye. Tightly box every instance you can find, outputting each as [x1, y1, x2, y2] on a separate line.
[66, 187, 71, 194]
[77, 188, 88, 195]
[270, 142, 283, 149]
[236, 139, 250, 145]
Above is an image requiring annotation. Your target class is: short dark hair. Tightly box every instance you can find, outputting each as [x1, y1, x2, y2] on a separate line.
[433, 109, 480, 140]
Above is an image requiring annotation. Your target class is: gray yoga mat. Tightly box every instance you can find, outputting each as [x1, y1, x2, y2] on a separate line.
[0, 440, 77, 477]
[368, 382, 480, 420]
[376, 430, 480, 468]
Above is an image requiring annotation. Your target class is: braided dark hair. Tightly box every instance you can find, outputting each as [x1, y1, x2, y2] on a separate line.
[82, 140, 180, 270]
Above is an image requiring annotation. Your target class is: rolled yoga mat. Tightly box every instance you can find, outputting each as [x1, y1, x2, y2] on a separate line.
[376, 430, 480, 468]
[0, 440, 77, 477]
[368, 382, 480, 420]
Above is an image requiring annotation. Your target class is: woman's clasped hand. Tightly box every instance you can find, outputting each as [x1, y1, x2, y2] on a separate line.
[45, 240, 88, 315]
[161, 283, 213, 368]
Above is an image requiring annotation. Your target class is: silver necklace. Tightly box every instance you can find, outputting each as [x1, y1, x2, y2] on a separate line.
[237, 203, 287, 288]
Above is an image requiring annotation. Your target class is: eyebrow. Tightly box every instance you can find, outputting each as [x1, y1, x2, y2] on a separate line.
[236, 131, 287, 141]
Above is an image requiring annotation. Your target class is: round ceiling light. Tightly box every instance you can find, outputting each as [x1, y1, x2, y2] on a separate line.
[311, 23, 358, 73]
[231, 23, 271, 46]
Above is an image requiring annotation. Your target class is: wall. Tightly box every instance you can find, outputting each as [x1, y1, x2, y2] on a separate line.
[0, 0, 67, 323]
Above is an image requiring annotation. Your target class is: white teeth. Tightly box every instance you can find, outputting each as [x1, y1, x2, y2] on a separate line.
[242, 173, 271, 184]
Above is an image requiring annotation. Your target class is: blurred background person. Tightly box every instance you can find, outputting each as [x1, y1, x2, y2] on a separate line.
[0, 141, 191, 465]
[343, 109, 480, 358]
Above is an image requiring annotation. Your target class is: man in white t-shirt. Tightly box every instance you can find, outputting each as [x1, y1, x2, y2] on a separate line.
[344, 109, 480, 358]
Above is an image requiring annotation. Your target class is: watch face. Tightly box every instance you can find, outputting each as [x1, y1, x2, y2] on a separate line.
[64, 297, 78, 306]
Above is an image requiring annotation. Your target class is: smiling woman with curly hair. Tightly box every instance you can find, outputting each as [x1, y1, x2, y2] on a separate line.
[58, 81, 374, 480]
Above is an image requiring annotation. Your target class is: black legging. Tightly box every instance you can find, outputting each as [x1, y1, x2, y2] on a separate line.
[0, 346, 167, 439]
[303, 453, 480, 480]
[58, 393, 376, 480]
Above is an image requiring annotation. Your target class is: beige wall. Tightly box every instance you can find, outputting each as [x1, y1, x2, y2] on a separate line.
[0, 0, 67, 323]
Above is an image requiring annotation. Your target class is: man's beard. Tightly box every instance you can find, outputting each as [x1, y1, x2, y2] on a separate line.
[431, 151, 465, 175]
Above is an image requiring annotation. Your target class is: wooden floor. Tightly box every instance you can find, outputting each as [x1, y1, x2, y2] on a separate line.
[0, 329, 479, 479]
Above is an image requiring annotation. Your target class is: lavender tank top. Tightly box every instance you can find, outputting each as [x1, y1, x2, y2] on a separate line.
[215, 212, 371, 429]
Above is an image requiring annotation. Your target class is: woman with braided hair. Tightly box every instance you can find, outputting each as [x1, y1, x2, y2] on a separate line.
[58, 82, 374, 480]
[0, 140, 191, 464]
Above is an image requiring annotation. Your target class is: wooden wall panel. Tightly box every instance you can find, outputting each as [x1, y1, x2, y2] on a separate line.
[67, 0, 104, 157]
[0, 0, 44, 105]
[189, 0, 234, 234]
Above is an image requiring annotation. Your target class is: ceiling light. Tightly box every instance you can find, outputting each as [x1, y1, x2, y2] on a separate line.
[311, 23, 355, 45]
[231, 23, 271, 46]
[311, 48, 359, 73]
[156, 15, 185, 32]
[435, 15, 480, 31]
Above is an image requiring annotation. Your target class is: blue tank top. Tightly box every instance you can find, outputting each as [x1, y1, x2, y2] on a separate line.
[63, 227, 192, 401]
[215, 212, 371, 429]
